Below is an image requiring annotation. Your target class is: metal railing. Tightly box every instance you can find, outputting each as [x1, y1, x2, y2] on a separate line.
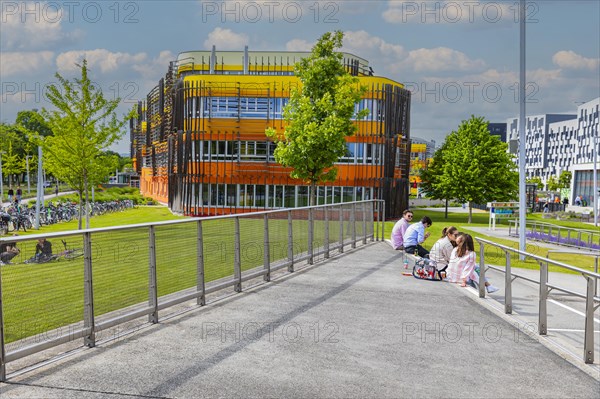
[475, 237, 600, 364]
[0, 200, 384, 381]
[508, 220, 600, 251]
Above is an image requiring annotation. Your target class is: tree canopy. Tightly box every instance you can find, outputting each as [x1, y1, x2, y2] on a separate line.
[39, 59, 135, 228]
[266, 31, 367, 205]
[420, 115, 519, 222]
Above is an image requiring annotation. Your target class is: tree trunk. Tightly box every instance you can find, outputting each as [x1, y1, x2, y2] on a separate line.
[444, 198, 448, 219]
[84, 173, 90, 229]
[77, 191, 83, 230]
[468, 202, 473, 224]
[309, 181, 317, 206]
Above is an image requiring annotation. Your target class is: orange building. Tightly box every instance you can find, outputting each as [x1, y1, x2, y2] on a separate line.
[131, 49, 412, 219]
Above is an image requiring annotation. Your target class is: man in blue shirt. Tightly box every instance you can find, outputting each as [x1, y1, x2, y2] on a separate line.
[403, 216, 433, 258]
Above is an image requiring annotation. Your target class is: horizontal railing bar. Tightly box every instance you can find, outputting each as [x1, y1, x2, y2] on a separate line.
[205, 278, 237, 295]
[157, 291, 202, 311]
[487, 264, 599, 302]
[5, 327, 91, 363]
[508, 219, 600, 235]
[547, 250, 600, 257]
[476, 238, 600, 279]
[95, 307, 154, 332]
[546, 283, 589, 301]
[271, 261, 293, 273]
[487, 265, 540, 285]
[0, 200, 384, 244]
[241, 268, 268, 282]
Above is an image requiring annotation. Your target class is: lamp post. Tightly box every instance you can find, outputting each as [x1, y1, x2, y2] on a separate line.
[594, 130, 598, 227]
[26, 155, 32, 195]
[0, 150, 5, 205]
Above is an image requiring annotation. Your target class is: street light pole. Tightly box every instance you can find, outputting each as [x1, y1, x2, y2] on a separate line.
[26, 155, 32, 195]
[594, 130, 598, 227]
[0, 151, 4, 205]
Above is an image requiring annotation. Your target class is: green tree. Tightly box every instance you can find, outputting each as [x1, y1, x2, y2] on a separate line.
[0, 122, 28, 186]
[526, 176, 543, 190]
[422, 115, 519, 223]
[16, 110, 53, 137]
[39, 59, 135, 229]
[266, 31, 368, 205]
[546, 175, 560, 191]
[558, 171, 572, 189]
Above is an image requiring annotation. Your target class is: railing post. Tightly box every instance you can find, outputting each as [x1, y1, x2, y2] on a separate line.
[324, 206, 330, 259]
[148, 226, 158, 323]
[538, 261, 548, 335]
[595, 256, 599, 297]
[351, 203, 356, 248]
[263, 214, 271, 281]
[369, 201, 375, 242]
[505, 250, 512, 314]
[362, 202, 367, 244]
[83, 232, 96, 347]
[308, 207, 314, 264]
[234, 217, 242, 292]
[584, 276, 595, 364]
[478, 243, 486, 298]
[288, 211, 294, 272]
[338, 205, 344, 253]
[0, 257, 6, 381]
[197, 220, 206, 305]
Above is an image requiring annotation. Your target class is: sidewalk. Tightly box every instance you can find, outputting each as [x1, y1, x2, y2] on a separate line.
[1, 242, 598, 398]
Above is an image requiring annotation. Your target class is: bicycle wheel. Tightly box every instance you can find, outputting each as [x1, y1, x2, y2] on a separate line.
[64, 248, 84, 260]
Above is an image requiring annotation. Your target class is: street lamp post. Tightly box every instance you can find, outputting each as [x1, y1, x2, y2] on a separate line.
[0, 150, 5, 205]
[594, 130, 598, 227]
[26, 155, 32, 195]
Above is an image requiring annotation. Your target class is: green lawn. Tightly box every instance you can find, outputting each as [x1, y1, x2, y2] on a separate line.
[1, 206, 355, 344]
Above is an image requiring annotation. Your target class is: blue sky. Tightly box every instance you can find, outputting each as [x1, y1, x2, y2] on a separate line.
[1, 0, 599, 154]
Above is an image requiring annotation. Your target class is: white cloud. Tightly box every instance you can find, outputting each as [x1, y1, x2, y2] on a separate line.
[395, 47, 486, 73]
[382, 0, 515, 25]
[0, 51, 55, 76]
[285, 39, 313, 52]
[0, 2, 83, 51]
[56, 50, 147, 74]
[203, 28, 249, 50]
[132, 51, 177, 80]
[552, 51, 600, 71]
[343, 30, 405, 59]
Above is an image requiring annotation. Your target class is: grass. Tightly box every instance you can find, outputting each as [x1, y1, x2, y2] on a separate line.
[1, 205, 354, 344]
[388, 210, 600, 275]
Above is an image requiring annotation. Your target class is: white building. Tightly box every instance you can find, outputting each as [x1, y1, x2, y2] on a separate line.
[507, 97, 599, 203]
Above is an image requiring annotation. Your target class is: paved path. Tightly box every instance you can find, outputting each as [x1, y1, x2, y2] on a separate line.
[1, 242, 598, 398]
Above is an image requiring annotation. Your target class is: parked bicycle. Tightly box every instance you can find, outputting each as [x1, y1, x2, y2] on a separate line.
[24, 239, 83, 264]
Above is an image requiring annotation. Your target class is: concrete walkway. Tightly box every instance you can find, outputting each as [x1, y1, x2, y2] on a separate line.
[1, 242, 598, 398]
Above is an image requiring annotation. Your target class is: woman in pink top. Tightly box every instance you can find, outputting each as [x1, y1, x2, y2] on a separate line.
[446, 233, 477, 287]
[447, 233, 499, 293]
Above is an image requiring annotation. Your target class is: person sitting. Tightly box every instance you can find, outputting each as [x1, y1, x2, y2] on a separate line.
[403, 216, 432, 258]
[446, 234, 498, 293]
[390, 209, 413, 250]
[429, 226, 458, 278]
[33, 238, 53, 262]
[0, 235, 20, 265]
